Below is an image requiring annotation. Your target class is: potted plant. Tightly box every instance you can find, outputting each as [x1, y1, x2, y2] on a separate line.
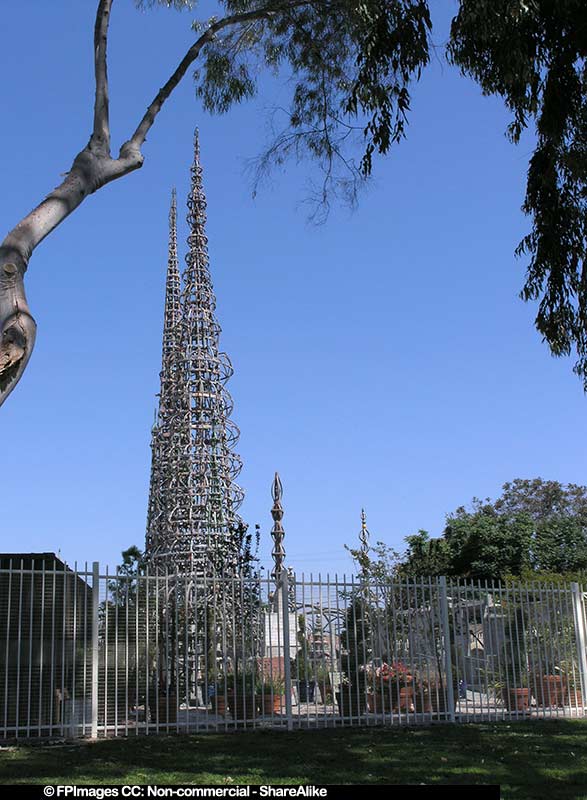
[294, 646, 316, 704]
[153, 677, 178, 725]
[501, 609, 532, 713]
[365, 661, 416, 712]
[412, 672, 432, 713]
[502, 673, 531, 712]
[257, 674, 285, 715]
[315, 663, 332, 705]
[556, 662, 583, 709]
[336, 598, 370, 717]
[566, 678, 584, 710]
[532, 668, 565, 708]
[528, 597, 573, 708]
[372, 661, 414, 712]
[335, 674, 366, 717]
[365, 664, 383, 713]
[208, 671, 227, 716]
[227, 669, 258, 720]
[428, 674, 459, 715]
[420, 609, 460, 717]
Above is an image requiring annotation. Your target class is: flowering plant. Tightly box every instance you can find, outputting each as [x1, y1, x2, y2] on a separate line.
[369, 661, 412, 691]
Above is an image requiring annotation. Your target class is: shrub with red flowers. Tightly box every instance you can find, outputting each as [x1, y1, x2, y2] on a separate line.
[375, 661, 412, 687]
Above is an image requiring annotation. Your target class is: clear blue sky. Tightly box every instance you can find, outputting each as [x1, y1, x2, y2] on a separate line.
[1, 1, 586, 576]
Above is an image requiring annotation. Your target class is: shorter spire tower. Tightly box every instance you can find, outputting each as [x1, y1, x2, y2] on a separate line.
[270, 472, 286, 581]
[359, 509, 370, 556]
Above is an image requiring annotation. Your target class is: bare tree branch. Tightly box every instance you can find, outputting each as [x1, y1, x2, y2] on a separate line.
[92, 0, 114, 153]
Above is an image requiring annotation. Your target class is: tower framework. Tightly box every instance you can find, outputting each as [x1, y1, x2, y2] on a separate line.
[145, 132, 244, 575]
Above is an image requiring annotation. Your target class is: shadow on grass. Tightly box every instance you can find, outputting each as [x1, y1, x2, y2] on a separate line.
[0, 719, 586, 798]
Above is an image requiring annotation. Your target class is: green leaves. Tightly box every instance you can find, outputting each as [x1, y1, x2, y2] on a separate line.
[344, 0, 432, 176]
[186, 0, 432, 216]
[135, 0, 587, 378]
[142, 0, 587, 365]
[448, 0, 587, 388]
[196, 49, 256, 113]
[373, 479, 587, 581]
[135, 1, 196, 9]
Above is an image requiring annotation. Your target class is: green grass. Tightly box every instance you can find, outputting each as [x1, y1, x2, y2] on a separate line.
[1, 720, 587, 798]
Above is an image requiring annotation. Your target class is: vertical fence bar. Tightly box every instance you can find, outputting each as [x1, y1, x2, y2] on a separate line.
[571, 583, 587, 711]
[72, 563, 78, 736]
[15, 559, 24, 738]
[114, 567, 120, 737]
[554, 584, 570, 716]
[103, 566, 109, 736]
[2, 561, 13, 739]
[26, 561, 34, 736]
[562, 587, 573, 712]
[281, 570, 293, 731]
[438, 577, 455, 723]
[448, 579, 460, 721]
[91, 561, 100, 739]
[183, 572, 188, 734]
[83, 562, 89, 737]
[38, 561, 46, 738]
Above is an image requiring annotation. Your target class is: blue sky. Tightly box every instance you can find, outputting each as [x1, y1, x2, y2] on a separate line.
[1, 1, 586, 576]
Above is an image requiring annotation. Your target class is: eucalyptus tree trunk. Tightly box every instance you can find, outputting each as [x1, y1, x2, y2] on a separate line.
[0, 141, 143, 403]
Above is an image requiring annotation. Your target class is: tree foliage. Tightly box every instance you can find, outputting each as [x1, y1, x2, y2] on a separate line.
[349, 478, 587, 582]
[494, 477, 587, 522]
[399, 530, 450, 578]
[443, 504, 534, 581]
[191, 0, 432, 214]
[448, 0, 587, 386]
[427, 479, 587, 580]
[188, 0, 587, 385]
[3, 0, 587, 404]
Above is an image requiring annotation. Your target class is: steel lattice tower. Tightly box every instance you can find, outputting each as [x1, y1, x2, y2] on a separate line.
[145, 188, 183, 552]
[145, 132, 244, 574]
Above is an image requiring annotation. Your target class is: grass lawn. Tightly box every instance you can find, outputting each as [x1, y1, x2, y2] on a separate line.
[1, 720, 587, 798]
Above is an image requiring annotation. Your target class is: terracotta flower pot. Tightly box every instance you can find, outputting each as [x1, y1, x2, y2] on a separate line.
[335, 689, 365, 716]
[156, 693, 178, 723]
[227, 690, 257, 720]
[503, 687, 531, 712]
[212, 694, 227, 716]
[534, 675, 564, 707]
[366, 692, 385, 713]
[393, 687, 415, 713]
[413, 688, 432, 713]
[258, 692, 283, 714]
[566, 688, 583, 708]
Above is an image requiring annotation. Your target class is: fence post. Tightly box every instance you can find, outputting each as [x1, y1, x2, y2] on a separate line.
[280, 569, 293, 731]
[438, 576, 456, 723]
[571, 583, 587, 712]
[91, 561, 100, 739]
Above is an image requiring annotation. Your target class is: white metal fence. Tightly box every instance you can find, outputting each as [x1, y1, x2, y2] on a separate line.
[1, 557, 586, 739]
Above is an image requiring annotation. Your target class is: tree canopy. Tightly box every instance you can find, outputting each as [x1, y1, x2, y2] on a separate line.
[1, 0, 587, 404]
[352, 478, 587, 582]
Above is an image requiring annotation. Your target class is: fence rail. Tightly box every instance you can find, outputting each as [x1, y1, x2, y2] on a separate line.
[1, 558, 586, 740]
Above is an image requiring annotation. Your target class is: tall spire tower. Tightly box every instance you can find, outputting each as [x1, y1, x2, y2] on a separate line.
[145, 188, 184, 555]
[146, 132, 244, 573]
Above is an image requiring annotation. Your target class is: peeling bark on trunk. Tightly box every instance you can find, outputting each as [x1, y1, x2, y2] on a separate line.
[0, 258, 35, 399]
[0, 142, 143, 406]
